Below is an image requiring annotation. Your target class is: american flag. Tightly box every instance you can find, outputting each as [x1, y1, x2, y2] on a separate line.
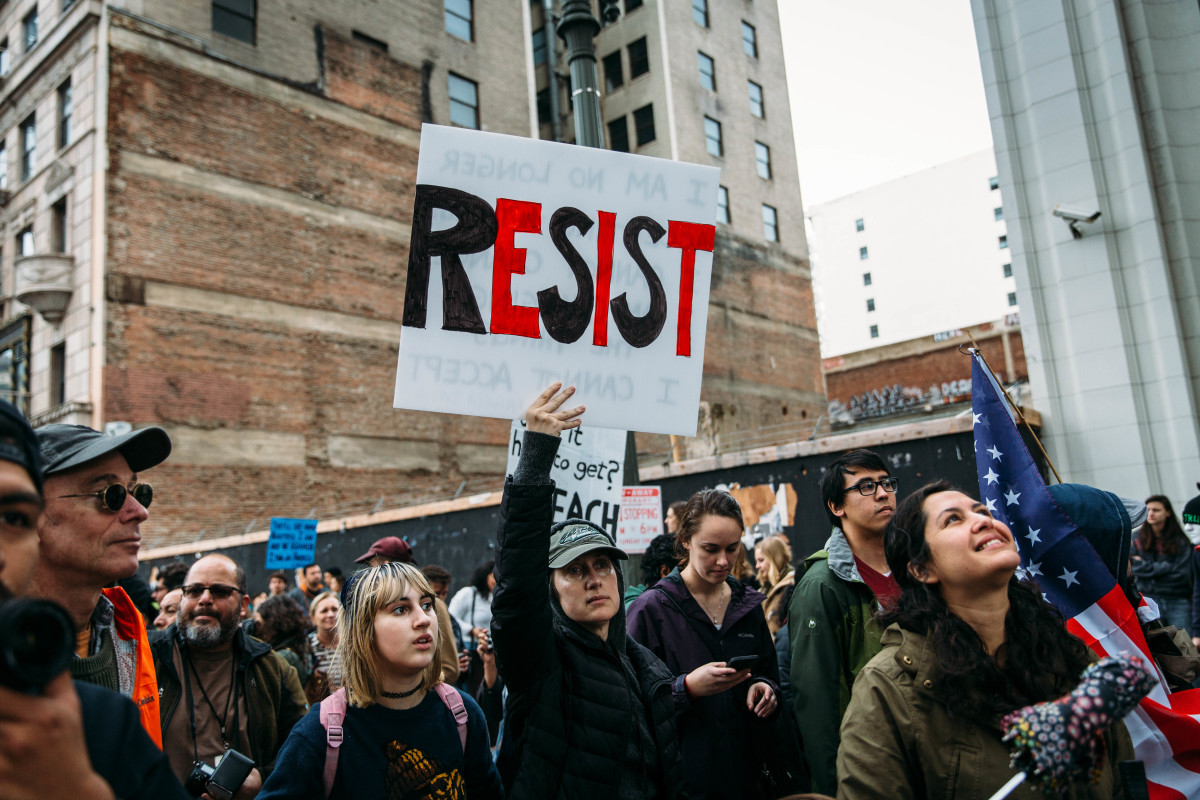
[969, 349, 1200, 798]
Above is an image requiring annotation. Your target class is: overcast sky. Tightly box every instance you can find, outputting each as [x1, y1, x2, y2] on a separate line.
[778, 0, 995, 207]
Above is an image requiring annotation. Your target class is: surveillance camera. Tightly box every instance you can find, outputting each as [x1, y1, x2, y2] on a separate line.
[1052, 204, 1101, 224]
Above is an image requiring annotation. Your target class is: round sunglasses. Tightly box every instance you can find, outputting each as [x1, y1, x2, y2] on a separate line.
[49, 482, 153, 512]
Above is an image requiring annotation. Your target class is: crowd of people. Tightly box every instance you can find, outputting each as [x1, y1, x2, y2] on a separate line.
[0, 382, 1195, 799]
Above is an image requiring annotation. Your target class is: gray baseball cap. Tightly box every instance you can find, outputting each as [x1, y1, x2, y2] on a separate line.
[36, 423, 172, 476]
[548, 519, 628, 569]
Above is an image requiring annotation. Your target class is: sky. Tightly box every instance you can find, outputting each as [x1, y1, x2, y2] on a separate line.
[777, 1, 995, 207]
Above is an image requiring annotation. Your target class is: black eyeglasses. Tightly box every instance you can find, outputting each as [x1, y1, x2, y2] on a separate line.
[49, 482, 153, 512]
[848, 477, 899, 496]
[181, 584, 242, 600]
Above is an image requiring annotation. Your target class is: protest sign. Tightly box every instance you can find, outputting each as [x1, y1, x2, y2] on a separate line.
[616, 486, 663, 554]
[394, 124, 720, 436]
[506, 420, 626, 537]
[265, 517, 318, 570]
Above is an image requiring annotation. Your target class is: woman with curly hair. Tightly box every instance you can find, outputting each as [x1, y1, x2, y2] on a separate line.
[755, 536, 795, 637]
[836, 480, 1133, 799]
[1131, 495, 1194, 631]
[255, 594, 314, 688]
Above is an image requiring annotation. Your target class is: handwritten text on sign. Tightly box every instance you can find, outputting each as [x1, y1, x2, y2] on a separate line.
[616, 486, 663, 554]
[394, 125, 719, 436]
[265, 518, 318, 570]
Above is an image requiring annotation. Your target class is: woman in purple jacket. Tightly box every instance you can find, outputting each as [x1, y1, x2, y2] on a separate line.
[626, 489, 781, 799]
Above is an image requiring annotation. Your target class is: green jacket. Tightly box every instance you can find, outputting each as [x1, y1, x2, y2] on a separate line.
[788, 530, 884, 796]
[837, 625, 1133, 800]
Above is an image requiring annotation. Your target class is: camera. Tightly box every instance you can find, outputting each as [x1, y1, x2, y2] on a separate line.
[185, 749, 255, 800]
[0, 597, 75, 693]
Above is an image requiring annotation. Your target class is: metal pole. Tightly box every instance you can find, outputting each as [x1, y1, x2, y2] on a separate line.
[556, 0, 605, 148]
[542, 0, 563, 142]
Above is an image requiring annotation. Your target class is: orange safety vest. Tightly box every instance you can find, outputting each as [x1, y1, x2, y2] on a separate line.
[102, 586, 163, 748]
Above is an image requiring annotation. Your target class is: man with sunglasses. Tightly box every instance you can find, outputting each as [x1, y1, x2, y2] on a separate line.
[151, 554, 307, 798]
[788, 448, 901, 796]
[29, 422, 172, 745]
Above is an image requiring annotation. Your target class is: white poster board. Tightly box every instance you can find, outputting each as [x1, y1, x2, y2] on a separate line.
[616, 486, 663, 554]
[506, 421, 627, 537]
[394, 124, 719, 436]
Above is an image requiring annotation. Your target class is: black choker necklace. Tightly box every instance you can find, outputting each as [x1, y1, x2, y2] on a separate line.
[380, 684, 423, 699]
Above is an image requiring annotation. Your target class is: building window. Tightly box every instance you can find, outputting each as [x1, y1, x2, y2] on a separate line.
[17, 226, 33, 257]
[989, 176, 999, 190]
[0, 143, 7, 192]
[866, 298, 875, 312]
[0, 317, 32, 416]
[870, 325, 879, 339]
[717, 186, 730, 224]
[1003, 263, 1012, 278]
[448, 73, 479, 129]
[859, 246, 868, 260]
[22, 8, 37, 52]
[532, 28, 547, 65]
[20, 115, 35, 182]
[994, 206, 1003, 221]
[692, 0, 708, 27]
[213, 0, 255, 44]
[0, 39, 9, 78]
[1007, 292, 1018, 307]
[537, 89, 551, 126]
[51, 198, 67, 253]
[855, 218, 865, 232]
[50, 342, 66, 407]
[698, 52, 716, 91]
[608, 117, 629, 152]
[762, 204, 778, 242]
[633, 104, 655, 146]
[603, 51, 623, 91]
[628, 37, 649, 78]
[998, 235, 1008, 249]
[741, 22, 757, 58]
[57, 80, 72, 150]
[625, 0, 643, 10]
[754, 141, 771, 179]
[863, 272, 872, 286]
[704, 116, 722, 157]
[445, 0, 473, 41]
[748, 81, 764, 118]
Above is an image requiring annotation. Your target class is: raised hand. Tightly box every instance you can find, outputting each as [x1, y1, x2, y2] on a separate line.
[525, 382, 586, 437]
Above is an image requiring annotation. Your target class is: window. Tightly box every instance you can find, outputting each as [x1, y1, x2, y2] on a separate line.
[50, 342, 65, 407]
[989, 176, 999, 190]
[859, 246, 868, 260]
[22, 8, 37, 51]
[863, 272, 872, 286]
[625, 0, 643, 11]
[762, 204, 778, 242]
[998, 235, 1008, 249]
[855, 218, 865, 232]
[748, 81, 764, 118]
[628, 37, 649, 78]
[1003, 263, 1012, 278]
[17, 226, 33, 257]
[692, 0, 708, 27]
[445, 0, 472, 41]
[537, 89, 552, 126]
[608, 117, 629, 153]
[703, 116, 722, 157]
[0, 143, 7, 192]
[1007, 292, 1018, 307]
[51, 198, 67, 253]
[448, 73, 479, 129]
[532, 28, 547, 65]
[633, 104, 655, 146]
[741, 22, 757, 58]
[213, 0, 255, 44]
[0, 317, 32, 416]
[19, 115, 35, 181]
[870, 325, 879, 339]
[754, 141, 771, 179]
[0, 39, 9, 78]
[994, 206, 1003, 221]
[603, 51, 623, 91]
[866, 298, 875, 312]
[57, 80, 72, 150]
[698, 52, 715, 91]
[717, 186, 730, 224]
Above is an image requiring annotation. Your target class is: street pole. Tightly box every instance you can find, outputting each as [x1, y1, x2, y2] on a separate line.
[556, 0, 617, 149]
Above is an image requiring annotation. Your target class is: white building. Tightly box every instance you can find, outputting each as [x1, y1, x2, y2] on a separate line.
[808, 149, 1016, 358]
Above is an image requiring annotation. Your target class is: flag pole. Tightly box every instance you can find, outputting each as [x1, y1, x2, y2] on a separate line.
[963, 330, 1065, 485]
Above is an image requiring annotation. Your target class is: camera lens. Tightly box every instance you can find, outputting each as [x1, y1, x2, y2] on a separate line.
[0, 598, 75, 693]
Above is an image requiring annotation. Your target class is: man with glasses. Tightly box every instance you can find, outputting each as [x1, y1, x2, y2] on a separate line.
[788, 448, 901, 796]
[152, 553, 307, 798]
[30, 422, 172, 744]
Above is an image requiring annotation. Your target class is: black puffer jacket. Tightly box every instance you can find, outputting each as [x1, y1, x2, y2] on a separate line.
[491, 451, 684, 799]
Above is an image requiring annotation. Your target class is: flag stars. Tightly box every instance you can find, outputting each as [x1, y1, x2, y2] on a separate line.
[987, 445, 1003, 462]
[1058, 568, 1079, 588]
[1025, 527, 1041, 546]
[985, 497, 998, 513]
[1004, 487, 1021, 506]
[1026, 561, 1042, 578]
[984, 468, 1000, 486]
[972, 412, 982, 426]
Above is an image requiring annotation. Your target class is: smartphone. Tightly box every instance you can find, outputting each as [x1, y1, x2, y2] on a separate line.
[724, 654, 758, 670]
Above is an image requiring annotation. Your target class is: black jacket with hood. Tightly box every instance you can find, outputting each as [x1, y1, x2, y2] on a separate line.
[491, 431, 685, 800]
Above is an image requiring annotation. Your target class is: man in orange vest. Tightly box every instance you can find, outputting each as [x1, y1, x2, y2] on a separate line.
[29, 422, 172, 746]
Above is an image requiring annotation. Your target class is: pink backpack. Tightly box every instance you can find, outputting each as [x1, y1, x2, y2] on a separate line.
[319, 684, 468, 797]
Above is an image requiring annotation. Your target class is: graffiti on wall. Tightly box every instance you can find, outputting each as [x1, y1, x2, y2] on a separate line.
[829, 379, 972, 422]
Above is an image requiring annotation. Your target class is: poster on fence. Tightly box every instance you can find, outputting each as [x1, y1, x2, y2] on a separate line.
[506, 420, 626, 537]
[394, 124, 720, 436]
[616, 486, 663, 554]
[265, 517, 318, 570]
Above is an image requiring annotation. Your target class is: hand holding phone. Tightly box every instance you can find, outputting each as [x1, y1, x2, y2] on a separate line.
[724, 654, 758, 670]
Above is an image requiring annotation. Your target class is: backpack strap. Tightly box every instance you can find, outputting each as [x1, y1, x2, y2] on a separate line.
[433, 682, 468, 751]
[320, 688, 348, 798]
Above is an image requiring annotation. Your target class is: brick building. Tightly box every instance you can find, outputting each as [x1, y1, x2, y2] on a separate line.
[1, 0, 821, 549]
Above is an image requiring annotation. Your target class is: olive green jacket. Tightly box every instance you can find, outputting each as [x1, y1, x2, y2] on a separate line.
[837, 625, 1134, 800]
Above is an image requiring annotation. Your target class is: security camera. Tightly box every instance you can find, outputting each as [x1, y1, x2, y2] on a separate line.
[1052, 204, 1101, 239]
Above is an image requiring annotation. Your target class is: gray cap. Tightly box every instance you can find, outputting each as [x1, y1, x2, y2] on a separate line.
[1122, 497, 1147, 530]
[37, 423, 172, 476]
[548, 519, 628, 569]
